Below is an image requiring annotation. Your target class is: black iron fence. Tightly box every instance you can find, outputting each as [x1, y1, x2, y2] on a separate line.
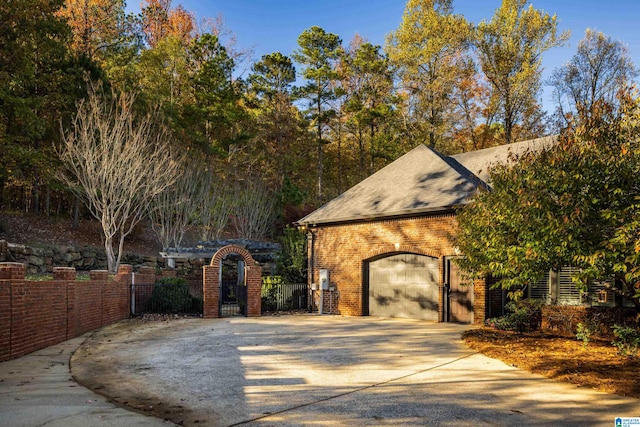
[132, 278, 308, 316]
[261, 282, 308, 312]
[132, 279, 203, 315]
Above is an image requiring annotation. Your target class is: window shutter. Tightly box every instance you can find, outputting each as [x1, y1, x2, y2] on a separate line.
[557, 267, 583, 305]
[529, 271, 550, 303]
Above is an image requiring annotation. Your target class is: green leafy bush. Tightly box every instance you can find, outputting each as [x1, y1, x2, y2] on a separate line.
[261, 276, 283, 312]
[485, 299, 543, 333]
[576, 321, 599, 348]
[611, 324, 640, 357]
[150, 277, 201, 313]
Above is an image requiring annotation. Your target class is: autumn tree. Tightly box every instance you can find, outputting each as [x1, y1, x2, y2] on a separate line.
[549, 29, 637, 127]
[476, 0, 569, 144]
[140, 0, 195, 48]
[446, 57, 502, 153]
[137, 34, 191, 109]
[187, 33, 243, 153]
[455, 92, 640, 320]
[386, 0, 472, 150]
[293, 26, 342, 203]
[58, 0, 132, 61]
[59, 85, 179, 272]
[248, 52, 305, 188]
[341, 37, 398, 179]
[0, 0, 89, 213]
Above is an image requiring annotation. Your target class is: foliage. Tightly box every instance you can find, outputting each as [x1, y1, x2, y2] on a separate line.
[386, 0, 473, 149]
[6, 0, 640, 252]
[456, 90, 640, 317]
[476, 0, 569, 144]
[576, 321, 599, 349]
[261, 275, 283, 312]
[611, 324, 640, 357]
[276, 226, 307, 283]
[549, 29, 637, 128]
[293, 26, 342, 203]
[149, 277, 201, 314]
[341, 38, 399, 181]
[485, 299, 543, 333]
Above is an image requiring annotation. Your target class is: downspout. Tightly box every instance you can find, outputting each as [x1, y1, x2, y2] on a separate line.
[131, 271, 136, 316]
[306, 227, 315, 313]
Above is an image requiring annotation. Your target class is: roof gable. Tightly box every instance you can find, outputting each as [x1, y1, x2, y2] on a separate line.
[451, 135, 556, 183]
[298, 136, 557, 226]
[298, 145, 482, 226]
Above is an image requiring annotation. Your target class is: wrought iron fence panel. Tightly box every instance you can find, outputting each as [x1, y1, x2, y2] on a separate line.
[262, 282, 308, 312]
[132, 282, 203, 315]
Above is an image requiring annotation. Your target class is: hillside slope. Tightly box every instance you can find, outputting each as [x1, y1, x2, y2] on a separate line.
[0, 212, 162, 256]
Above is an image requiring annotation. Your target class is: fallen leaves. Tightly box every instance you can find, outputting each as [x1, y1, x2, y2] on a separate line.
[463, 328, 640, 398]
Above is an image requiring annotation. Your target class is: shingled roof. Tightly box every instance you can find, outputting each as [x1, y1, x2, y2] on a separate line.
[298, 136, 557, 226]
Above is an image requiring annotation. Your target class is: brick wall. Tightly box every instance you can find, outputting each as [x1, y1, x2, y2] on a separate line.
[307, 212, 488, 323]
[0, 263, 145, 362]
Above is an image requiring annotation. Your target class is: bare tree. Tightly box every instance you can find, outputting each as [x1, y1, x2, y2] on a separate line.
[231, 179, 277, 240]
[549, 29, 637, 126]
[197, 168, 234, 242]
[59, 84, 179, 272]
[148, 157, 204, 249]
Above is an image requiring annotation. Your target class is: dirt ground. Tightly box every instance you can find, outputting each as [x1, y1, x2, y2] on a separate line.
[463, 328, 640, 399]
[0, 211, 163, 256]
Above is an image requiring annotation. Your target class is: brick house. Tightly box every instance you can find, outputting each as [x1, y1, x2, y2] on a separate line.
[297, 136, 555, 324]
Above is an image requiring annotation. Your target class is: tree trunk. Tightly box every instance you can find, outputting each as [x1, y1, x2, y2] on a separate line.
[45, 185, 50, 216]
[72, 197, 80, 230]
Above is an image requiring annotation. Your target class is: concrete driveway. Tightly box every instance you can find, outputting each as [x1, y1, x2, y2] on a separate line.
[70, 315, 638, 426]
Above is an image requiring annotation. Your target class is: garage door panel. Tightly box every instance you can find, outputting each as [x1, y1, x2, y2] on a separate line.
[368, 253, 439, 321]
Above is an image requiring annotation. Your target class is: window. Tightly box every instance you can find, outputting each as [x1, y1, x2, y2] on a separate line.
[557, 267, 583, 305]
[528, 271, 550, 303]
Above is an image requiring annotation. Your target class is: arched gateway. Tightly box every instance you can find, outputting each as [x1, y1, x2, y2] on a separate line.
[202, 245, 262, 318]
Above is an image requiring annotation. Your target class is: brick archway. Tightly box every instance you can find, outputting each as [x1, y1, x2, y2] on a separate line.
[202, 245, 262, 318]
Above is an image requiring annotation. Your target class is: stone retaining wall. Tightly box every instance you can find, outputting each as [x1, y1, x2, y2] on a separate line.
[0, 239, 278, 275]
[0, 240, 160, 274]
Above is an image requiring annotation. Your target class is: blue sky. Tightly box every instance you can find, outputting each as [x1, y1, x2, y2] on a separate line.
[128, 0, 640, 113]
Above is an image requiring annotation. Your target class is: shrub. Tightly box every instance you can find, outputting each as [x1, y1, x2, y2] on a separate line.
[150, 277, 201, 314]
[611, 324, 640, 357]
[576, 321, 599, 349]
[261, 276, 283, 312]
[486, 299, 543, 333]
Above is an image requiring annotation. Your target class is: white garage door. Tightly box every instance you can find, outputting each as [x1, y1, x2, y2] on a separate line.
[368, 253, 439, 320]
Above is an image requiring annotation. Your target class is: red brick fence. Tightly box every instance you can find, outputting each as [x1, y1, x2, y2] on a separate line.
[0, 262, 154, 362]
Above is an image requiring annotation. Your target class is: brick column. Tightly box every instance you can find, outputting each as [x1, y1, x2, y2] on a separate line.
[116, 264, 133, 282]
[89, 270, 109, 281]
[0, 262, 26, 280]
[473, 278, 487, 325]
[0, 263, 24, 361]
[245, 264, 262, 317]
[53, 267, 76, 281]
[203, 265, 219, 318]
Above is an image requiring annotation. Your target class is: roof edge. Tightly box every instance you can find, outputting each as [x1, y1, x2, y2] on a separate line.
[297, 204, 463, 227]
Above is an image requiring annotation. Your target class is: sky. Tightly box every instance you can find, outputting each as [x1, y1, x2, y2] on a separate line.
[127, 0, 640, 114]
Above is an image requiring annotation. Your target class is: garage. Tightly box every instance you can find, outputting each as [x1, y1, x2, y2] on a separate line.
[367, 253, 440, 320]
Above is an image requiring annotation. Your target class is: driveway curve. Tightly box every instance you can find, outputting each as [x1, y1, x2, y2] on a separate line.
[71, 316, 638, 427]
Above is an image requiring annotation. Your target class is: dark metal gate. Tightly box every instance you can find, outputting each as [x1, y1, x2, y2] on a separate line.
[220, 279, 247, 317]
[132, 277, 203, 316]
